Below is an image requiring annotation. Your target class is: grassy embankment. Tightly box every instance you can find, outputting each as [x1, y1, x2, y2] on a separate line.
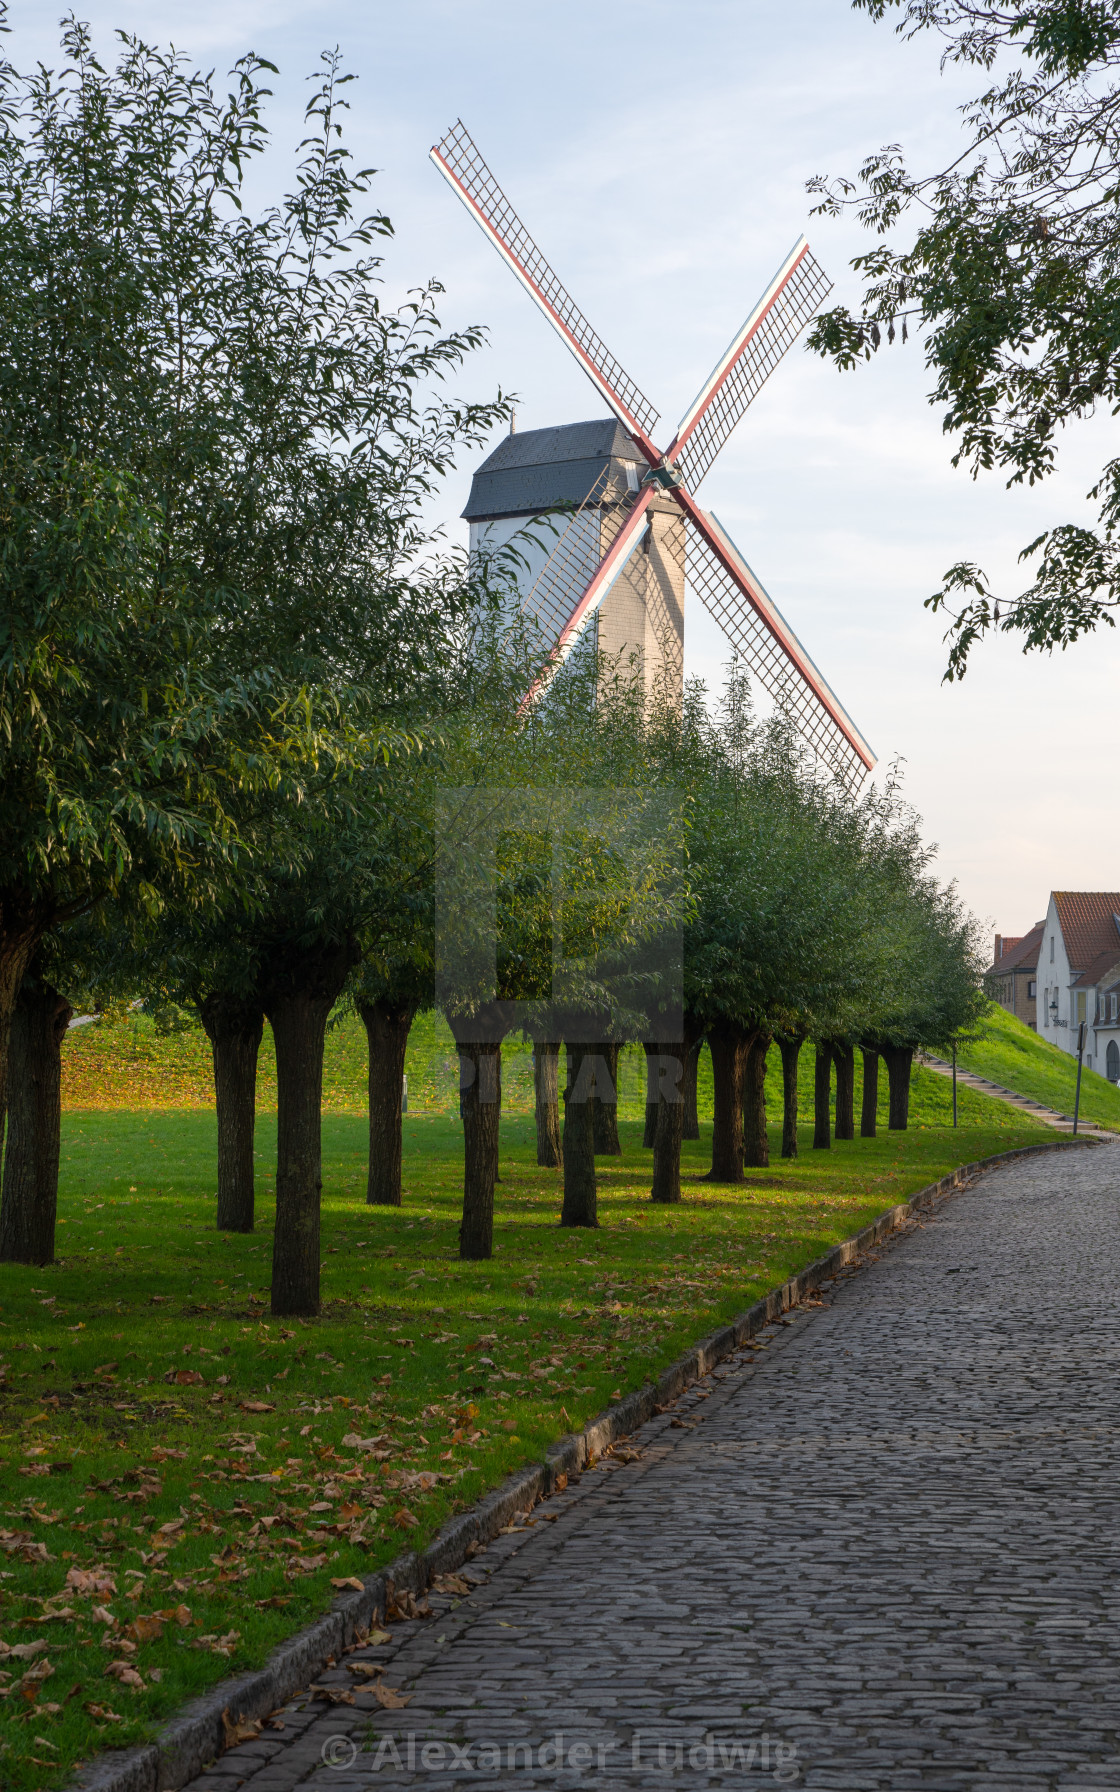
[0, 1011, 1051, 1789]
[952, 1003, 1120, 1131]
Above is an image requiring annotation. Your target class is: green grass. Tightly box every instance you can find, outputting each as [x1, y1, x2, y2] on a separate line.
[954, 1004, 1120, 1131]
[0, 1031, 1052, 1790]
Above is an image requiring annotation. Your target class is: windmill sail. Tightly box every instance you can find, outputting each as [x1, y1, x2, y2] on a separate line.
[670, 240, 833, 492]
[431, 122, 660, 447]
[680, 500, 874, 789]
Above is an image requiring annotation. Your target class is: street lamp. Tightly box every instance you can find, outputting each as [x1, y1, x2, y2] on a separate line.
[1049, 994, 1059, 1029]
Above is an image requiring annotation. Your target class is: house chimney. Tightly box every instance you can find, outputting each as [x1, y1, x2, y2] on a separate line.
[995, 933, 1003, 961]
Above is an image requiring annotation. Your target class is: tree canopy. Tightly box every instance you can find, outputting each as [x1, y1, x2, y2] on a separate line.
[807, 0, 1120, 675]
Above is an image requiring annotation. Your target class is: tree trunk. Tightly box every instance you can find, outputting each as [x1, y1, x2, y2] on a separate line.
[642, 1043, 659, 1147]
[683, 1036, 702, 1141]
[591, 1041, 622, 1155]
[447, 1003, 511, 1260]
[358, 998, 415, 1207]
[813, 1043, 832, 1150]
[833, 1042, 855, 1141]
[742, 1033, 771, 1168]
[0, 978, 71, 1266]
[263, 938, 359, 1317]
[200, 993, 263, 1233]
[561, 1041, 598, 1227]
[0, 891, 47, 1123]
[455, 1039, 502, 1258]
[706, 1020, 751, 1182]
[860, 1047, 879, 1137]
[532, 1040, 563, 1167]
[884, 1045, 914, 1130]
[650, 1045, 686, 1204]
[777, 1036, 800, 1158]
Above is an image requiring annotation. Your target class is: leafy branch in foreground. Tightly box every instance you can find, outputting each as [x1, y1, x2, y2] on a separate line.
[806, 0, 1120, 675]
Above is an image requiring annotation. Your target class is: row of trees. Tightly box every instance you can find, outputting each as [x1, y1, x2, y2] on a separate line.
[0, 20, 986, 1309]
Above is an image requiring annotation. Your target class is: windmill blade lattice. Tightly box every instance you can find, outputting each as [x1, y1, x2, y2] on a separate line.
[517, 468, 612, 645]
[682, 504, 873, 791]
[431, 122, 660, 443]
[671, 244, 833, 492]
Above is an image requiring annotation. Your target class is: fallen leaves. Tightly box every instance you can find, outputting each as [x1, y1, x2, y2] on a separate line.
[385, 1588, 430, 1622]
[310, 1684, 354, 1705]
[393, 1507, 418, 1530]
[431, 1573, 471, 1596]
[221, 1709, 262, 1748]
[0, 1529, 53, 1565]
[239, 1400, 274, 1414]
[104, 1661, 145, 1690]
[165, 1369, 205, 1386]
[0, 1639, 49, 1662]
[372, 1679, 412, 1709]
[285, 1554, 327, 1578]
[123, 1614, 163, 1644]
[84, 1702, 125, 1723]
[330, 1576, 364, 1593]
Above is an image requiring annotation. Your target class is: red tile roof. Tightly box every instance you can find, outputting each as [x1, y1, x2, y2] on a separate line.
[987, 923, 1043, 978]
[1053, 892, 1120, 973]
[1073, 950, 1120, 990]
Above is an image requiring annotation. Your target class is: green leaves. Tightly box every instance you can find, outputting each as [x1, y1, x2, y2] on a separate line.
[808, 0, 1120, 670]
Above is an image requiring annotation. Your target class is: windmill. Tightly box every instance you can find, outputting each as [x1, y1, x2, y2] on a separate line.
[432, 120, 875, 790]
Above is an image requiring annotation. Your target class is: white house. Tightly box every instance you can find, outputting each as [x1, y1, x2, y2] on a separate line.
[1035, 891, 1120, 1082]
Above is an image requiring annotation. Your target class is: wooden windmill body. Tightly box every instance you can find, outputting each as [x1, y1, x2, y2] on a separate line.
[435, 122, 875, 788]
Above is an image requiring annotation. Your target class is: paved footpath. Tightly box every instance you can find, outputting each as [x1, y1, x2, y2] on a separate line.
[190, 1142, 1120, 1791]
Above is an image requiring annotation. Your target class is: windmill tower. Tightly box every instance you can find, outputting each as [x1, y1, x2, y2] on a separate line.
[434, 121, 876, 789]
[464, 420, 685, 702]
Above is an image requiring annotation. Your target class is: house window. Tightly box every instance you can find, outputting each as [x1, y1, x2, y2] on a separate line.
[1109, 1040, 1120, 1082]
[1028, 980, 1036, 998]
[1050, 935, 1055, 962]
[1112, 993, 1118, 1021]
[1077, 991, 1087, 1025]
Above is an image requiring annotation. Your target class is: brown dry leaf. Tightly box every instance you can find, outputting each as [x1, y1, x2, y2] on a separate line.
[84, 1702, 125, 1722]
[372, 1680, 412, 1710]
[239, 1400, 274, 1414]
[393, 1507, 418, 1531]
[153, 1605, 191, 1627]
[165, 1369, 205, 1386]
[104, 1662, 145, 1690]
[65, 1566, 118, 1603]
[286, 1554, 327, 1577]
[338, 1502, 363, 1521]
[385, 1588, 430, 1622]
[221, 1708, 262, 1748]
[94, 1362, 119, 1376]
[17, 1659, 54, 1700]
[431, 1573, 471, 1597]
[553, 1473, 568, 1492]
[330, 1576, 364, 1593]
[0, 1638, 48, 1661]
[346, 1662, 384, 1680]
[124, 1615, 163, 1644]
[310, 1684, 355, 1706]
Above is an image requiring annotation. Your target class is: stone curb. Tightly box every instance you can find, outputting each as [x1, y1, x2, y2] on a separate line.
[73, 1133, 1098, 1792]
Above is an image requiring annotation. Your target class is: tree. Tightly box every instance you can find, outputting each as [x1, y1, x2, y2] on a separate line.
[807, 0, 1120, 674]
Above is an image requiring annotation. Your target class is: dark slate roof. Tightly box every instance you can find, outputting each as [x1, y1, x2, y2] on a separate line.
[462, 418, 644, 522]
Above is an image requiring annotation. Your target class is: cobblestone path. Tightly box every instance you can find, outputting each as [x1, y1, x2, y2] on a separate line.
[189, 1142, 1120, 1790]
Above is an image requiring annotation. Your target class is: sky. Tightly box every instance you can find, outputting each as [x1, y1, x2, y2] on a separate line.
[10, 0, 1116, 942]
